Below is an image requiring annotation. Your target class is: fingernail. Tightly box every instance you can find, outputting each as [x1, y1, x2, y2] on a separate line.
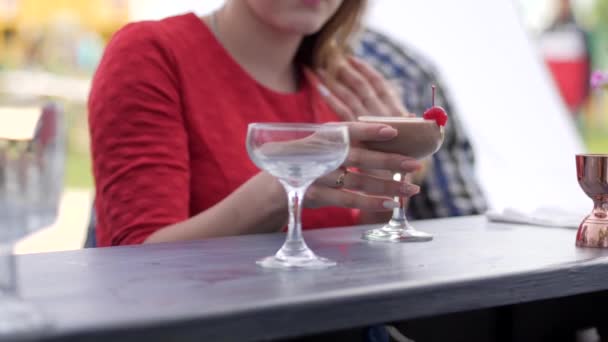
[382, 200, 400, 209]
[378, 126, 397, 139]
[401, 184, 420, 195]
[318, 84, 331, 97]
[401, 160, 422, 171]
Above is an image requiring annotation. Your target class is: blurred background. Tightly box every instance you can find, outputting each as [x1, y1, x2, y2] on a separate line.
[1, 0, 606, 253]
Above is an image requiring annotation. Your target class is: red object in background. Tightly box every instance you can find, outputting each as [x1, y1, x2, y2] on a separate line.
[546, 58, 590, 111]
[541, 22, 591, 113]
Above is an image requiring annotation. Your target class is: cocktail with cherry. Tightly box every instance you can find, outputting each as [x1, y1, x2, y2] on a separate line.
[359, 86, 448, 242]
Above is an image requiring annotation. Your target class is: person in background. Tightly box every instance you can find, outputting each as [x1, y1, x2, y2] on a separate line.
[540, 0, 592, 116]
[89, 0, 422, 248]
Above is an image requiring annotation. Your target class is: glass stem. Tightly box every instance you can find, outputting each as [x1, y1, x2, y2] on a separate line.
[390, 173, 408, 224]
[278, 183, 311, 256]
[390, 198, 408, 223]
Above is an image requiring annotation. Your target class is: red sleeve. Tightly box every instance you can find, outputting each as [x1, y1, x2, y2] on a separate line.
[88, 22, 190, 246]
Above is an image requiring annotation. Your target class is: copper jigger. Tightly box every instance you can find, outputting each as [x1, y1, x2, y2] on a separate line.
[576, 154, 608, 248]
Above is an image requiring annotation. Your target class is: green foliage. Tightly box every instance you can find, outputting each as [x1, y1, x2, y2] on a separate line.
[585, 134, 608, 152]
[594, 0, 608, 24]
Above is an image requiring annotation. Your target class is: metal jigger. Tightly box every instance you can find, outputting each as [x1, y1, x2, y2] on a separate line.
[575, 154, 608, 248]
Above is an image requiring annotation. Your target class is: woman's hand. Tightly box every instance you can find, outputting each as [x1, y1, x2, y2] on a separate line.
[317, 57, 409, 120]
[316, 58, 425, 223]
[188, 122, 421, 240]
[304, 122, 421, 211]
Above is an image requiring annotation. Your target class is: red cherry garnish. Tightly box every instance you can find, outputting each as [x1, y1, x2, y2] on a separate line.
[423, 85, 448, 127]
[423, 107, 448, 126]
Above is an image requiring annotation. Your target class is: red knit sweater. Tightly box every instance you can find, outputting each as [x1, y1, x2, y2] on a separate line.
[88, 13, 358, 247]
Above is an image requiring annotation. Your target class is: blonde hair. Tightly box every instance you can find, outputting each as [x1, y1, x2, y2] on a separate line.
[297, 0, 367, 74]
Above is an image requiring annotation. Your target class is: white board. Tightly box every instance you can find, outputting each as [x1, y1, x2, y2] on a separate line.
[366, 0, 588, 213]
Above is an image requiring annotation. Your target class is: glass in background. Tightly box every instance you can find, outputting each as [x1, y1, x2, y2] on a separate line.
[0, 103, 65, 339]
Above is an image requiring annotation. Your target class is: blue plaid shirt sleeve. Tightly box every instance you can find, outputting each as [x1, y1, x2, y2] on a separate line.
[354, 29, 488, 219]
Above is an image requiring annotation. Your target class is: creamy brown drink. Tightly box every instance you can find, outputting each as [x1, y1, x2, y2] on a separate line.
[360, 86, 448, 243]
[358, 116, 444, 160]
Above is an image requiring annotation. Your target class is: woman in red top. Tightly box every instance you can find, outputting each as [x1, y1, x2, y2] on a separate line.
[89, 0, 421, 247]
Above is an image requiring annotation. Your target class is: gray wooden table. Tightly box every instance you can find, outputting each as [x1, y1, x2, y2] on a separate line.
[15, 216, 608, 341]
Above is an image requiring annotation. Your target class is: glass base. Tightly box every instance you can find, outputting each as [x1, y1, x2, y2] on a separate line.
[362, 220, 433, 243]
[257, 241, 336, 269]
[0, 297, 50, 340]
[257, 255, 336, 269]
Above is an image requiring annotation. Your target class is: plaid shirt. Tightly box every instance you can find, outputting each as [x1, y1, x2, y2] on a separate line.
[355, 29, 488, 219]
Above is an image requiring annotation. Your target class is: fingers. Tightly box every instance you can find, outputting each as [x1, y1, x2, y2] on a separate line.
[323, 122, 422, 171]
[386, 79, 409, 111]
[341, 121, 398, 142]
[316, 59, 409, 120]
[348, 57, 388, 98]
[305, 185, 400, 211]
[335, 61, 389, 117]
[318, 169, 420, 197]
[348, 57, 409, 117]
[345, 147, 422, 172]
[307, 67, 355, 120]
[317, 83, 356, 121]
[318, 70, 367, 118]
